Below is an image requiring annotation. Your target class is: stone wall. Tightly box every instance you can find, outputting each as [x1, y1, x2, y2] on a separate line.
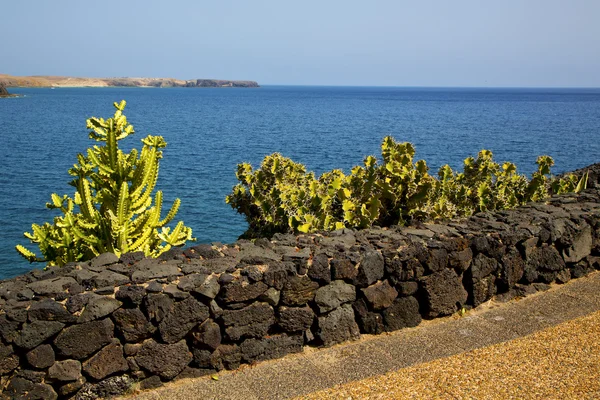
[1, 185, 600, 399]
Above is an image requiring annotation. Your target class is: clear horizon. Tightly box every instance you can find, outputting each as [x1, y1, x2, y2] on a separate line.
[2, 0, 599, 87]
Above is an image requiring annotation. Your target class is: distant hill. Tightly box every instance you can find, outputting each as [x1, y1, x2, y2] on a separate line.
[0, 74, 259, 88]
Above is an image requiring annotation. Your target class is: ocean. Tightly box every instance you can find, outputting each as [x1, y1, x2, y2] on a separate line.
[1, 86, 599, 279]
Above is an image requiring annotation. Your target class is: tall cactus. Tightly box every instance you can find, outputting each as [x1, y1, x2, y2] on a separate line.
[16, 100, 193, 266]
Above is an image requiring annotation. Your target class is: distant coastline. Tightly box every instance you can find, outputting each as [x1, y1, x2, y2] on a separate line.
[0, 74, 259, 88]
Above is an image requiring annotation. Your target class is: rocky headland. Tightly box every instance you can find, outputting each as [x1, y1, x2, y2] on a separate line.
[0, 83, 19, 98]
[0, 74, 259, 88]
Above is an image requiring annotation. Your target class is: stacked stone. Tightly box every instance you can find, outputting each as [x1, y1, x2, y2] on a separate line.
[1, 188, 599, 399]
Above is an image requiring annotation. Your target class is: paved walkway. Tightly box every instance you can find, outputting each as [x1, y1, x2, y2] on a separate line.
[123, 272, 600, 400]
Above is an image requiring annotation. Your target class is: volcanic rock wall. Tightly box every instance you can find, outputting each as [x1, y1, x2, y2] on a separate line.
[1, 187, 599, 399]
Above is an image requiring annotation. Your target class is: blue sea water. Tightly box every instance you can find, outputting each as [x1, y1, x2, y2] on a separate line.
[0, 86, 599, 279]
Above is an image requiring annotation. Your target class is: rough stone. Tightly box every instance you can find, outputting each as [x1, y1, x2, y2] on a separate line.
[316, 304, 360, 347]
[48, 359, 82, 381]
[90, 252, 120, 268]
[382, 296, 422, 331]
[314, 280, 356, 313]
[396, 281, 419, 296]
[135, 339, 192, 380]
[281, 275, 319, 306]
[0, 353, 19, 375]
[27, 277, 78, 296]
[82, 340, 129, 380]
[58, 376, 86, 397]
[499, 249, 525, 289]
[278, 305, 315, 332]
[139, 375, 163, 390]
[112, 308, 154, 342]
[330, 257, 358, 280]
[26, 344, 55, 369]
[163, 284, 190, 299]
[28, 299, 76, 323]
[131, 263, 182, 283]
[258, 287, 280, 306]
[191, 319, 222, 350]
[355, 250, 385, 286]
[159, 296, 210, 343]
[115, 285, 146, 306]
[221, 302, 275, 340]
[240, 333, 303, 363]
[54, 319, 114, 359]
[14, 320, 65, 350]
[219, 276, 268, 303]
[308, 253, 332, 284]
[209, 344, 242, 371]
[78, 296, 122, 323]
[93, 270, 130, 287]
[563, 225, 593, 263]
[419, 268, 468, 318]
[120, 251, 145, 265]
[4, 378, 58, 400]
[74, 375, 132, 400]
[361, 279, 398, 310]
[352, 298, 384, 335]
[143, 293, 174, 323]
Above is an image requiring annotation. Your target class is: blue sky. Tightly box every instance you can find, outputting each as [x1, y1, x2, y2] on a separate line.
[2, 0, 598, 87]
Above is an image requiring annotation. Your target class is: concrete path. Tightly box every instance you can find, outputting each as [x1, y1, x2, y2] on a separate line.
[122, 272, 600, 400]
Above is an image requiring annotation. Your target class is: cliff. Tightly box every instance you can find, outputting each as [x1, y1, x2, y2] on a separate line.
[0, 74, 259, 88]
[0, 83, 19, 98]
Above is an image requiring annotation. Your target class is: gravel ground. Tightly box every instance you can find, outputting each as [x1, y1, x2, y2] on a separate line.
[299, 309, 600, 400]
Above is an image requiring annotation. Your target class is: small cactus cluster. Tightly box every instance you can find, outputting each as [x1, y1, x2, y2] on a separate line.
[227, 136, 588, 237]
[16, 101, 193, 266]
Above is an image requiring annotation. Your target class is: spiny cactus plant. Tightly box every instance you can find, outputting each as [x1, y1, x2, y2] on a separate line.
[227, 136, 587, 237]
[16, 100, 193, 266]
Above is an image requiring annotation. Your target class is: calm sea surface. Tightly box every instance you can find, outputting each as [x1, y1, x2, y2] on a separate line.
[1, 86, 599, 279]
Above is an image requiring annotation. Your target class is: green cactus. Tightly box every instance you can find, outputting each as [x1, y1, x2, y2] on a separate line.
[227, 137, 587, 238]
[16, 100, 193, 266]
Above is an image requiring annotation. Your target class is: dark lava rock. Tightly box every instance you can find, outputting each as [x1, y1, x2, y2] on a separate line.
[352, 298, 384, 335]
[187, 243, 222, 259]
[26, 343, 55, 369]
[424, 248, 449, 274]
[143, 293, 174, 323]
[112, 308, 154, 342]
[95, 286, 115, 295]
[159, 296, 210, 343]
[65, 293, 101, 314]
[48, 359, 82, 381]
[316, 304, 360, 347]
[120, 251, 145, 265]
[163, 284, 190, 299]
[361, 280, 398, 310]
[74, 375, 132, 400]
[219, 276, 268, 303]
[93, 270, 130, 287]
[240, 333, 303, 363]
[82, 340, 128, 380]
[131, 261, 182, 283]
[15, 369, 46, 383]
[262, 261, 295, 290]
[139, 375, 163, 390]
[278, 305, 315, 332]
[314, 280, 356, 313]
[281, 275, 319, 306]
[209, 344, 242, 371]
[115, 285, 146, 306]
[191, 319, 222, 350]
[14, 320, 65, 350]
[258, 287, 281, 306]
[135, 339, 192, 380]
[419, 268, 468, 318]
[330, 256, 358, 281]
[58, 376, 86, 397]
[467, 253, 499, 307]
[221, 302, 275, 341]
[396, 281, 419, 296]
[90, 252, 120, 268]
[355, 250, 385, 287]
[54, 319, 114, 359]
[499, 249, 525, 289]
[77, 297, 122, 323]
[28, 299, 76, 323]
[382, 296, 422, 331]
[0, 314, 20, 343]
[0, 352, 19, 375]
[308, 253, 331, 284]
[523, 244, 566, 283]
[4, 378, 57, 400]
[27, 276, 78, 296]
